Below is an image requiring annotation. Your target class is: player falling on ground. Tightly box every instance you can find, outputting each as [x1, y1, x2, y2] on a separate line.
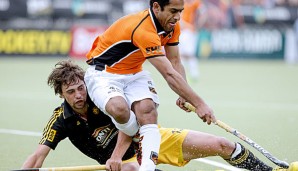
[21, 60, 286, 171]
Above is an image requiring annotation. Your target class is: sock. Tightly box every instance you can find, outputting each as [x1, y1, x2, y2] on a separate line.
[110, 111, 139, 136]
[231, 143, 242, 158]
[138, 124, 161, 171]
[226, 143, 273, 171]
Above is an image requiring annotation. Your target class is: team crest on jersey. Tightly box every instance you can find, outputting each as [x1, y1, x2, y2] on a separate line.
[92, 107, 100, 115]
[161, 32, 173, 39]
[149, 87, 157, 94]
[148, 81, 157, 94]
[167, 32, 173, 39]
[145, 46, 162, 55]
[47, 129, 56, 142]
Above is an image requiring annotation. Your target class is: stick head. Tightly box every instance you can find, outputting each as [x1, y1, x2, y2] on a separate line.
[289, 162, 298, 171]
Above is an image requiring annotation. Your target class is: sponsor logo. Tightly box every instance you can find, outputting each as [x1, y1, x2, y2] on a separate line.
[47, 129, 56, 142]
[107, 86, 121, 94]
[92, 125, 116, 147]
[145, 46, 162, 55]
[171, 128, 183, 134]
[0, 29, 71, 55]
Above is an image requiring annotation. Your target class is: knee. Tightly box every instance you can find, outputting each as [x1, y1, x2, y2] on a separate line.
[107, 101, 130, 123]
[216, 137, 234, 150]
[112, 106, 130, 123]
[140, 102, 156, 115]
[215, 137, 235, 157]
[134, 100, 157, 124]
[122, 162, 139, 171]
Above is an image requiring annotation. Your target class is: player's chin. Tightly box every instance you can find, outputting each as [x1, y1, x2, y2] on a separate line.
[165, 26, 174, 32]
[164, 24, 174, 32]
[75, 102, 85, 108]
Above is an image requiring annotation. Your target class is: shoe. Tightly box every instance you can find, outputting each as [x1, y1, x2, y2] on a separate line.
[272, 166, 288, 171]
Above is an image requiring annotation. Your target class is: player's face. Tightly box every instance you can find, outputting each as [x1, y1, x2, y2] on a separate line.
[61, 79, 87, 111]
[154, 0, 184, 32]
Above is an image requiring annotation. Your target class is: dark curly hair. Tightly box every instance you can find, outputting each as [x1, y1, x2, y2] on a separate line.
[150, 0, 170, 11]
[47, 59, 85, 96]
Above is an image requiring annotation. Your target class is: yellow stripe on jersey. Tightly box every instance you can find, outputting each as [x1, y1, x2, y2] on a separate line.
[39, 108, 63, 144]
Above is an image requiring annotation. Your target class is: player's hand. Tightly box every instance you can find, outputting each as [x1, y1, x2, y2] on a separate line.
[176, 97, 191, 112]
[195, 103, 215, 125]
[105, 157, 122, 171]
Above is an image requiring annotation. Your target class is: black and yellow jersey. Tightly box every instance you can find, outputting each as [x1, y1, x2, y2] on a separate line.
[39, 96, 136, 164]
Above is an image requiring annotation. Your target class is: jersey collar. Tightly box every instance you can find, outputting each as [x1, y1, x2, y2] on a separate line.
[149, 8, 166, 35]
[62, 100, 75, 119]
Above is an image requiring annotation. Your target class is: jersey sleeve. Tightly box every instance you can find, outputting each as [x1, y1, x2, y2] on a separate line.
[39, 108, 67, 150]
[133, 28, 165, 58]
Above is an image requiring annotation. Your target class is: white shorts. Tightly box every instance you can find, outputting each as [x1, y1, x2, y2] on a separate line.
[84, 66, 160, 114]
[179, 29, 197, 56]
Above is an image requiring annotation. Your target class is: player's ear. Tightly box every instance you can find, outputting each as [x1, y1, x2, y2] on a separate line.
[152, 2, 161, 13]
[59, 93, 64, 98]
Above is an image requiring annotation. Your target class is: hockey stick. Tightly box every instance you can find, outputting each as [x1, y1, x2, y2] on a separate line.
[11, 165, 106, 171]
[184, 102, 289, 168]
[12, 166, 164, 171]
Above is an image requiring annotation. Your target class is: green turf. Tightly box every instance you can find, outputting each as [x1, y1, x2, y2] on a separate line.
[0, 57, 297, 171]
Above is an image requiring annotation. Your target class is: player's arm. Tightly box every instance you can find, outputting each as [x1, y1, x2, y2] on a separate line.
[164, 45, 187, 81]
[22, 108, 65, 168]
[148, 56, 198, 104]
[106, 131, 133, 171]
[148, 56, 215, 124]
[164, 45, 191, 109]
[22, 144, 51, 168]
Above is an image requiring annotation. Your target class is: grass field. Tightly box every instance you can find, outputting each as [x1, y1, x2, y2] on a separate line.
[0, 57, 297, 171]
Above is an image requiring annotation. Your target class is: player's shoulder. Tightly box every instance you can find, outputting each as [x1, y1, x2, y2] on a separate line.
[116, 9, 150, 25]
[41, 106, 65, 128]
[52, 106, 64, 118]
[109, 9, 152, 37]
[128, 9, 150, 20]
[132, 11, 159, 37]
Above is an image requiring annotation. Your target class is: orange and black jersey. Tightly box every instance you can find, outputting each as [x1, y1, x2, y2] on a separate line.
[86, 8, 180, 74]
[39, 96, 136, 164]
